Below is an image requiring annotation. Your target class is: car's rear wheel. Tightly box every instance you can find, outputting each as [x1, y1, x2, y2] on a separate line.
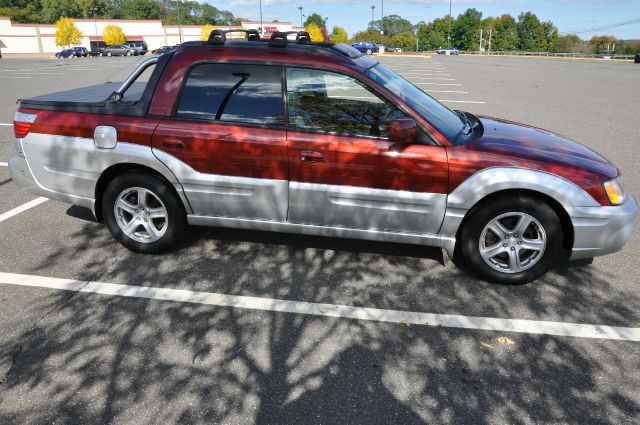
[456, 195, 563, 285]
[102, 172, 186, 254]
[126, 50, 132, 56]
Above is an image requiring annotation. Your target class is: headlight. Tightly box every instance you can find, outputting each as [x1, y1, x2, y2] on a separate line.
[603, 176, 627, 205]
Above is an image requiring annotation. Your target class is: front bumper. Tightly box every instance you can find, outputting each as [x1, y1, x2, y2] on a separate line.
[569, 196, 638, 260]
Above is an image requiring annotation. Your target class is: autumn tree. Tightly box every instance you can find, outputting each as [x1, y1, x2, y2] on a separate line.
[103, 24, 126, 45]
[55, 17, 83, 48]
[200, 24, 214, 40]
[306, 23, 324, 42]
[331, 26, 348, 43]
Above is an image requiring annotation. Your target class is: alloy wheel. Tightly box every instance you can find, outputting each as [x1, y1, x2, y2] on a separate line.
[114, 187, 168, 244]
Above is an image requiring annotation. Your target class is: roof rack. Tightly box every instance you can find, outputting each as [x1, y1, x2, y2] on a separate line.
[207, 29, 314, 48]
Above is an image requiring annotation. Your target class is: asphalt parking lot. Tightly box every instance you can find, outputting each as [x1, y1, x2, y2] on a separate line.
[0, 54, 638, 424]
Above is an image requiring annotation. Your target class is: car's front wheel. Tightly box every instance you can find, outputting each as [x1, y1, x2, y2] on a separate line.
[456, 195, 563, 284]
[366, 48, 372, 55]
[102, 172, 186, 254]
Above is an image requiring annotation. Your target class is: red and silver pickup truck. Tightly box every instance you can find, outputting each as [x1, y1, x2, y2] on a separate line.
[9, 30, 637, 284]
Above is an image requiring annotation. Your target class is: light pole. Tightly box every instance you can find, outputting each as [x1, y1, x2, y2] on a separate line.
[259, 0, 263, 36]
[176, 0, 183, 43]
[370, 5, 375, 28]
[447, 0, 452, 49]
[90, 6, 98, 40]
[380, 0, 384, 47]
[298, 6, 303, 28]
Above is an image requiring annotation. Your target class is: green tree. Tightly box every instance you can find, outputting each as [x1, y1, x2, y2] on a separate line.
[103, 24, 126, 44]
[42, 0, 80, 23]
[371, 14, 413, 38]
[304, 13, 326, 29]
[331, 26, 348, 43]
[55, 16, 83, 47]
[452, 8, 482, 50]
[121, 0, 159, 19]
[416, 16, 450, 50]
[550, 34, 584, 53]
[75, 0, 107, 19]
[0, 3, 42, 23]
[392, 31, 417, 51]
[492, 14, 518, 51]
[516, 11, 547, 51]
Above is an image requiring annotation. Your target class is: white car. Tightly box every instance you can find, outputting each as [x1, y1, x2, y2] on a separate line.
[437, 48, 459, 55]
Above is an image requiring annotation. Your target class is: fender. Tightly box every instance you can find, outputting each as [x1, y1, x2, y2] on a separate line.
[439, 167, 600, 251]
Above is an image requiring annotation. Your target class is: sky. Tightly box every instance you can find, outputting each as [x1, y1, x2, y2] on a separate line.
[216, 0, 640, 40]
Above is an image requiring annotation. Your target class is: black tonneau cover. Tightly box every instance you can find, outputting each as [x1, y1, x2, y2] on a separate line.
[18, 52, 173, 116]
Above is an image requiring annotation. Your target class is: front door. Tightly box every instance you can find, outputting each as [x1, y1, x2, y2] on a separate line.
[152, 63, 289, 221]
[285, 67, 449, 234]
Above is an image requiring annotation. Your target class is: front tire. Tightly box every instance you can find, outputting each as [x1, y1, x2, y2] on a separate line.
[102, 172, 186, 254]
[366, 48, 372, 55]
[456, 195, 563, 285]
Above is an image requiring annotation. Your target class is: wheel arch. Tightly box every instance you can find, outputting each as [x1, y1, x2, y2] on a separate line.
[94, 163, 190, 222]
[455, 188, 574, 254]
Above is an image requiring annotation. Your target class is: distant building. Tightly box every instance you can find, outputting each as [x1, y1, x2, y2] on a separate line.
[0, 16, 303, 55]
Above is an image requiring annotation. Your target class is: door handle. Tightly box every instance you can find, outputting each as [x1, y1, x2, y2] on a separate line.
[300, 150, 325, 163]
[161, 138, 185, 149]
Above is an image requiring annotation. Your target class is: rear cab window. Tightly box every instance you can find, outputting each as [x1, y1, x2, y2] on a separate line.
[176, 63, 284, 126]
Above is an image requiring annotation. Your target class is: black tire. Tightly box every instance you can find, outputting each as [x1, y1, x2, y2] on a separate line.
[455, 195, 563, 285]
[102, 172, 187, 254]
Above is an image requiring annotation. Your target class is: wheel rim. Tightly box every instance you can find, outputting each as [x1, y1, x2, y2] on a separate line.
[479, 212, 547, 274]
[114, 187, 168, 244]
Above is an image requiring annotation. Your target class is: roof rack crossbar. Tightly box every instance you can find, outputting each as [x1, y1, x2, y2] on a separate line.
[208, 29, 262, 45]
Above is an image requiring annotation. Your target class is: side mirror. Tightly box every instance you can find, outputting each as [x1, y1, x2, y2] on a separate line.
[390, 118, 418, 142]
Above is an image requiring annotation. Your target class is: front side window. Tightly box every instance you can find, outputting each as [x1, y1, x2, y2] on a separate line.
[176, 64, 284, 126]
[286, 68, 404, 138]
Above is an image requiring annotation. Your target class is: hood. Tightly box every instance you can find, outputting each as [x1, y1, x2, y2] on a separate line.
[471, 116, 618, 179]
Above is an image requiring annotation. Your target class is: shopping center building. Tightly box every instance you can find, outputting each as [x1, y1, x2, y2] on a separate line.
[0, 16, 303, 55]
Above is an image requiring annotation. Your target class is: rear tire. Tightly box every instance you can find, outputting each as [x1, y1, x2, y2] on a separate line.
[107, 51, 112, 57]
[102, 172, 187, 254]
[455, 195, 563, 285]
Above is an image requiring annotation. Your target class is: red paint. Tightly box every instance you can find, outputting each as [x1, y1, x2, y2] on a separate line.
[447, 116, 618, 205]
[22, 108, 159, 146]
[288, 131, 449, 194]
[152, 119, 288, 180]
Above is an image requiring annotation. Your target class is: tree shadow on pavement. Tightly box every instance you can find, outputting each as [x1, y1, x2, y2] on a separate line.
[0, 216, 638, 423]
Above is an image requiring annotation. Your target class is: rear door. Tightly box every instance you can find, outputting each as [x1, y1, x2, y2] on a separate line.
[285, 67, 449, 234]
[151, 63, 289, 221]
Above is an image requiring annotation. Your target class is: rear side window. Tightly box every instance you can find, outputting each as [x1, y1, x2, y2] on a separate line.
[176, 64, 284, 126]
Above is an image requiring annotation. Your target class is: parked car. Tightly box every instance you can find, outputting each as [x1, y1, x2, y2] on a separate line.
[437, 48, 459, 55]
[152, 45, 179, 55]
[635, 53, 640, 63]
[385, 46, 402, 53]
[9, 32, 637, 285]
[351, 41, 378, 55]
[55, 49, 75, 58]
[126, 41, 148, 55]
[100, 45, 138, 57]
[55, 47, 88, 58]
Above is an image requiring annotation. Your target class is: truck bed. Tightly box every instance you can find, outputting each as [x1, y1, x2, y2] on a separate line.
[20, 82, 147, 109]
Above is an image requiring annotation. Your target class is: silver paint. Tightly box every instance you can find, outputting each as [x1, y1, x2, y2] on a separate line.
[152, 149, 288, 221]
[288, 182, 447, 234]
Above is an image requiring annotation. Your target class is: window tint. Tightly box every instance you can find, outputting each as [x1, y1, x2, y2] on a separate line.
[177, 64, 284, 126]
[286, 68, 404, 137]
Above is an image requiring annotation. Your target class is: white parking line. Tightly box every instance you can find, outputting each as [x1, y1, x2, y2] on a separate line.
[0, 162, 8, 167]
[408, 77, 456, 81]
[0, 123, 12, 126]
[0, 76, 31, 79]
[0, 272, 638, 341]
[439, 100, 486, 104]
[425, 90, 469, 94]
[0, 198, 48, 223]
[416, 82, 462, 86]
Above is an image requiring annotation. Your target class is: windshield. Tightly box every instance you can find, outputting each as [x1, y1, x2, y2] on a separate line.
[365, 63, 464, 141]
